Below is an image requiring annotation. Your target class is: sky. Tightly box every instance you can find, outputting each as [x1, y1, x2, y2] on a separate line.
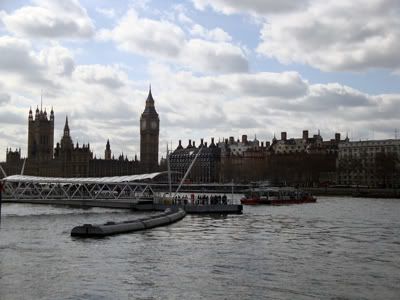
[0, 0, 400, 161]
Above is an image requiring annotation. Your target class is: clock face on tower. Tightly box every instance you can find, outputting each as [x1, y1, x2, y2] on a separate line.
[151, 121, 157, 129]
[141, 120, 146, 130]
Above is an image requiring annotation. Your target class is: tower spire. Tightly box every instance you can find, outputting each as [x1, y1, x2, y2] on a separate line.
[143, 85, 157, 114]
[63, 115, 70, 137]
[147, 85, 154, 103]
[40, 89, 43, 112]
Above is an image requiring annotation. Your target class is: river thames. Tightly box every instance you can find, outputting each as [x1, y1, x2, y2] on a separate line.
[0, 196, 399, 299]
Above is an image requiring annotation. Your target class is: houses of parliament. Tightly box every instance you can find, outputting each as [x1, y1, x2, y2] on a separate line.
[0, 88, 160, 178]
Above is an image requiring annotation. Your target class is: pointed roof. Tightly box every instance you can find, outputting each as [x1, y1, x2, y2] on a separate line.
[142, 85, 158, 115]
[63, 116, 70, 135]
[147, 84, 154, 103]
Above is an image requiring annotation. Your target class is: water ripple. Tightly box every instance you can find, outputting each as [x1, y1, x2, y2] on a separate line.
[1, 198, 400, 299]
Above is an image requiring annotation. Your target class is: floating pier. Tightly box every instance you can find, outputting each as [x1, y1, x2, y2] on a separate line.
[71, 208, 186, 237]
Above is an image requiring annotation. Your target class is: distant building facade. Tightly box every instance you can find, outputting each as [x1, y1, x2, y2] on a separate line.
[1, 148, 24, 176]
[267, 131, 347, 186]
[169, 138, 221, 183]
[337, 140, 400, 187]
[218, 135, 269, 183]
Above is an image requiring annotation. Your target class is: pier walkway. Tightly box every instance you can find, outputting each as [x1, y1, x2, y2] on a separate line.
[1, 174, 242, 214]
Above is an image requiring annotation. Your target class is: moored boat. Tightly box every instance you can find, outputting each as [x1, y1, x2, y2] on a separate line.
[240, 187, 316, 205]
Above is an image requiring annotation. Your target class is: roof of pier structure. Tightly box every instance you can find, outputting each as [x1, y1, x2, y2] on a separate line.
[3, 172, 167, 184]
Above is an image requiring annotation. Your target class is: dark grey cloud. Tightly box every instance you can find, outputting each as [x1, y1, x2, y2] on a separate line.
[0, 92, 10, 105]
[230, 117, 261, 129]
[0, 37, 43, 73]
[0, 36, 57, 88]
[297, 84, 373, 111]
[234, 72, 308, 98]
[0, 110, 25, 125]
[192, 0, 309, 15]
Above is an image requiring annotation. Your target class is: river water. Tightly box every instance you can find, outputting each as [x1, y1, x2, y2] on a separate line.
[0, 196, 399, 300]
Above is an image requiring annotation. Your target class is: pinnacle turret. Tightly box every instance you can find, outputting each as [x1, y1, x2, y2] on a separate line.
[63, 116, 70, 137]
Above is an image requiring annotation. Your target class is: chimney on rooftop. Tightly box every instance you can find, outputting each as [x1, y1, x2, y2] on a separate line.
[303, 130, 309, 140]
[281, 132, 287, 141]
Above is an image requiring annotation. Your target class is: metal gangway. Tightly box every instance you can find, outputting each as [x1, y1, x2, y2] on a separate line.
[1, 173, 168, 202]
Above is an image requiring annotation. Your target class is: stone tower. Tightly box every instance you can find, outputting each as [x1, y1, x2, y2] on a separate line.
[60, 116, 73, 151]
[140, 86, 159, 173]
[27, 105, 54, 161]
[105, 139, 111, 160]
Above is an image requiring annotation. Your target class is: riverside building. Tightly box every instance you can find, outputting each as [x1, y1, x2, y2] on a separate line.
[267, 131, 347, 186]
[0, 88, 160, 178]
[337, 139, 400, 188]
[168, 138, 221, 183]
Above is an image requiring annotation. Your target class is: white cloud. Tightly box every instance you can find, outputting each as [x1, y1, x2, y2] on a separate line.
[192, 0, 400, 72]
[173, 3, 194, 24]
[1, 0, 94, 39]
[148, 62, 400, 147]
[182, 39, 247, 73]
[192, 0, 308, 15]
[97, 10, 185, 60]
[73, 65, 128, 89]
[0, 36, 40, 72]
[190, 24, 232, 42]
[38, 45, 75, 76]
[0, 35, 52, 88]
[256, 0, 400, 72]
[98, 9, 248, 73]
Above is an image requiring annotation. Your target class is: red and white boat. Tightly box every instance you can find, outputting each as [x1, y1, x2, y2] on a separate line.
[240, 187, 316, 205]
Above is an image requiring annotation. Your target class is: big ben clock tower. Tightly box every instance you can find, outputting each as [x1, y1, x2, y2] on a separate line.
[140, 86, 159, 173]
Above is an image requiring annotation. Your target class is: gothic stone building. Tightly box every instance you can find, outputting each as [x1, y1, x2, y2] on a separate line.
[169, 138, 221, 183]
[0, 89, 159, 178]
